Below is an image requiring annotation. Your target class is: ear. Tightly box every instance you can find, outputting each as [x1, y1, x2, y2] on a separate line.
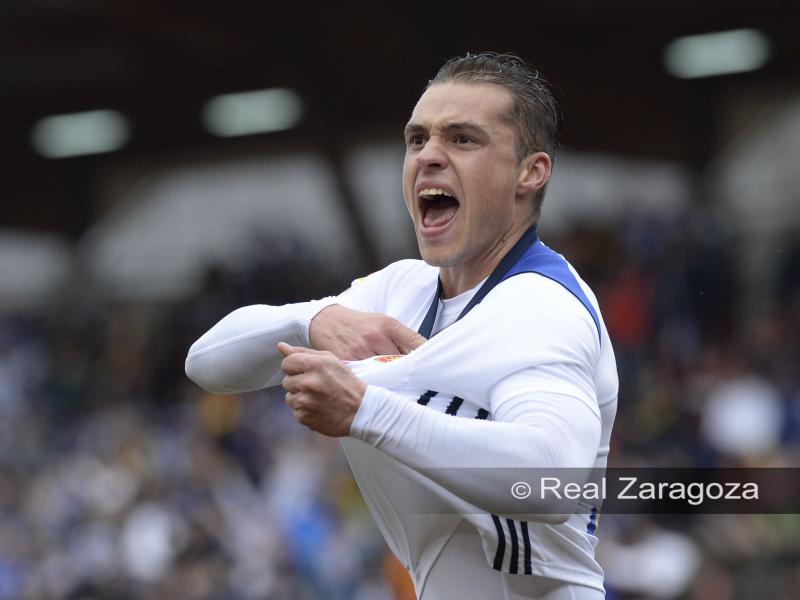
[516, 151, 552, 198]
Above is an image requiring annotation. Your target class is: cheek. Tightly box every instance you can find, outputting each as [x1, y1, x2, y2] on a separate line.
[402, 157, 416, 189]
[469, 177, 517, 224]
[403, 193, 414, 218]
[466, 170, 501, 211]
[402, 152, 415, 176]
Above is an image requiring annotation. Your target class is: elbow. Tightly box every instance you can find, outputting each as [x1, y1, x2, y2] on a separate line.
[182, 304, 286, 395]
[184, 352, 201, 385]
[185, 351, 220, 393]
[184, 345, 268, 395]
[184, 342, 232, 394]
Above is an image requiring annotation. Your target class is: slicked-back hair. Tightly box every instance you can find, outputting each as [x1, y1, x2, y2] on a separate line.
[428, 52, 563, 216]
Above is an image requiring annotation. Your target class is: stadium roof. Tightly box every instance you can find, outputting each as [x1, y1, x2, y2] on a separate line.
[2, 0, 798, 235]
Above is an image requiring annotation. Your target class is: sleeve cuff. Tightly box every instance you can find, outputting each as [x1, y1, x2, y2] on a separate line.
[349, 384, 389, 442]
[295, 296, 341, 346]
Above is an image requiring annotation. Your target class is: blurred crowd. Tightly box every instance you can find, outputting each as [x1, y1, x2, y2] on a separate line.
[0, 207, 799, 599]
[557, 207, 800, 599]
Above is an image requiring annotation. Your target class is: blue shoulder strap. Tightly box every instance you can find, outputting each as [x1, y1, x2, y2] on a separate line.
[504, 239, 602, 343]
[417, 225, 601, 344]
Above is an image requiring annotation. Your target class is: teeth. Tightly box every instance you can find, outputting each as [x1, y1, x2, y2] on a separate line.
[419, 188, 452, 197]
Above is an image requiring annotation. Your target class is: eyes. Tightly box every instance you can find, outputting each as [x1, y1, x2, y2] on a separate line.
[405, 133, 477, 148]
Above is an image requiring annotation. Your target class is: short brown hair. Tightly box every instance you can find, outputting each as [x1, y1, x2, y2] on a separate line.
[429, 52, 563, 215]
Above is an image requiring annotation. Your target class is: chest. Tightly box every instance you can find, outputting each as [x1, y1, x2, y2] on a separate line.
[348, 356, 493, 420]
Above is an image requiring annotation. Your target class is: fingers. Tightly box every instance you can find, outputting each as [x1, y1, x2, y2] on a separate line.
[358, 316, 426, 356]
[280, 352, 308, 375]
[282, 376, 314, 415]
[366, 336, 405, 357]
[401, 331, 427, 353]
[280, 352, 365, 438]
[283, 391, 311, 427]
[388, 320, 427, 354]
[283, 391, 320, 433]
[279, 342, 337, 375]
[284, 390, 305, 413]
[281, 373, 302, 394]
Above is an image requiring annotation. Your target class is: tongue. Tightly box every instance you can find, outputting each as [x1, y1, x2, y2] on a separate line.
[423, 198, 458, 228]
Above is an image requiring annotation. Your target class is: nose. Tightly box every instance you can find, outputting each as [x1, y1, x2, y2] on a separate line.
[416, 136, 448, 170]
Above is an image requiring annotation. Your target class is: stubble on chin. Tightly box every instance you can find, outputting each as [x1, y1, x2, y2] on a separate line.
[417, 244, 461, 268]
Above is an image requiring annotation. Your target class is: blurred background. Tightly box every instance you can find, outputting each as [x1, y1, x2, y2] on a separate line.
[1, 1, 799, 598]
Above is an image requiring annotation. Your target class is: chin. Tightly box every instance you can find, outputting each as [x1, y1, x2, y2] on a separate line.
[418, 247, 458, 268]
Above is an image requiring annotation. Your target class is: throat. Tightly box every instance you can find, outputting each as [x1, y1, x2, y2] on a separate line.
[439, 269, 491, 299]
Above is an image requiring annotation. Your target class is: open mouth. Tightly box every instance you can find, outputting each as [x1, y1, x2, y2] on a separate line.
[418, 188, 460, 229]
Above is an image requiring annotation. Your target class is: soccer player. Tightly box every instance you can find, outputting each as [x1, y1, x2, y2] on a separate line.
[186, 52, 618, 599]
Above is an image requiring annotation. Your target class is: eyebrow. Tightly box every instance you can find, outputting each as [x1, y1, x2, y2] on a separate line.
[404, 120, 489, 137]
[404, 122, 426, 136]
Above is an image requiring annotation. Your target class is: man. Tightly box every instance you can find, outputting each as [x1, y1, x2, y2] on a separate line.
[186, 52, 618, 599]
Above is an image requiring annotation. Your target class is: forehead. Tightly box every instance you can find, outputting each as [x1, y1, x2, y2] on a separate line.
[408, 82, 514, 128]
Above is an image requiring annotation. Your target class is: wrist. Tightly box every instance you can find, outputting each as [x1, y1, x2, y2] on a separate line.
[349, 384, 385, 441]
[304, 300, 341, 347]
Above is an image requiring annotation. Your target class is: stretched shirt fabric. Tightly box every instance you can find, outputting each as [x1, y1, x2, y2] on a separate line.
[186, 231, 618, 598]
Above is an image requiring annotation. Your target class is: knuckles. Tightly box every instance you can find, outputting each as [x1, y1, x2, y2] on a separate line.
[298, 410, 310, 423]
[288, 396, 312, 419]
[303, 377, 322, 393]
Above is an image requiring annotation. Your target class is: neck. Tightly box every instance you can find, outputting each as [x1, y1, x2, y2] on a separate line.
[439, 269, 487, 299]
[438, 224, 533, 299]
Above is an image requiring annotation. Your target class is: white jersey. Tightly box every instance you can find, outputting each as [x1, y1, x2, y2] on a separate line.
[338, 257, 616, 595]
[186, 245, 618, 598]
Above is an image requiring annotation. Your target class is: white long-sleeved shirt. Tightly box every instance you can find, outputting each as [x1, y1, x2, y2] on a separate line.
[186, 256, 618, 596]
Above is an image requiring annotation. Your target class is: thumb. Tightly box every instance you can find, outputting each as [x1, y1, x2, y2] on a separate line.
[277, 342, 328, 357]
[278, 342, 310, 357]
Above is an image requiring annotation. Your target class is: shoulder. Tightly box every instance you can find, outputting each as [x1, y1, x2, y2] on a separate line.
[354, 258, 432, 282]
[352, 259, 436, 293]
[382, 258, 437, 280]
[478, 269, 602, 365]
[343, 258, 437, 315]
[497, 265, 598, 314]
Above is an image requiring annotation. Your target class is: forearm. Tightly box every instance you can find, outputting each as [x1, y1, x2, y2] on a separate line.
[350, 386, 601, 521]
[185, 298, 336, 394]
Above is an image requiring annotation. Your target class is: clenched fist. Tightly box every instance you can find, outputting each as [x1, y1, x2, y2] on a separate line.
[278, 342, 367, 437]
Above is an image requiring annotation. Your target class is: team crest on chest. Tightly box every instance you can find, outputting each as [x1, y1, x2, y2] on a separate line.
[374, 355, 403, 363]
